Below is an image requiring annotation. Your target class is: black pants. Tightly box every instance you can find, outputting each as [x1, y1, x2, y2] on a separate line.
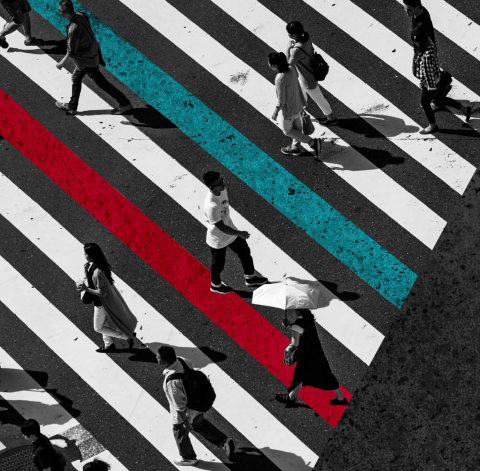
[210, 236, 254, 285]
[420, 75, 462, 124]
[172, 413, 227, 460]
[69, 66, 130, 110]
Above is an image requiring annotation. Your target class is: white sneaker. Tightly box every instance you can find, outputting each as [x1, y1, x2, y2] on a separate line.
[174, 457, 199, 466]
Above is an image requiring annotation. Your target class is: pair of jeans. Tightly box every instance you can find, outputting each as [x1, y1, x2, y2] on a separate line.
[210, 236, 254, 286]
[173, 413, 227, 460]
[279, 111, 312, 149]
[93, 305, 127, 347]
[69, 66, 130, 110]
[420, 75, 463, 124]
[303, 84, 332, 116]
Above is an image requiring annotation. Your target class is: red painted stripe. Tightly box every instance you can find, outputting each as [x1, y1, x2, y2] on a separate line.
[0, 88, 351, 427]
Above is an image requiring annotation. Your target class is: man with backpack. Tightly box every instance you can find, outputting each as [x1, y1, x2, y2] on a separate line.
[157, 345, 235, 467]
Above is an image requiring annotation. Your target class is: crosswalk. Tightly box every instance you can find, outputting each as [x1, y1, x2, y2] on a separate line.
[0, 0, 478, 469]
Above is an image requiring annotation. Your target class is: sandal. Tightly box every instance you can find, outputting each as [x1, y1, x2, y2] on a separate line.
[275, 393, 296, 404]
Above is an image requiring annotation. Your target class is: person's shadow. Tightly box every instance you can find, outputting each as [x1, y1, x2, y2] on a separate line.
[119, 105, 177, 129]
[227, 446, 315, 470]
[359, 113, 420, 137]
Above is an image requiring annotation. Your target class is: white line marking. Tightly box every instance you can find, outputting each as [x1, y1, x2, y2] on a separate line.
[0, 257, 229, 470]
[304, 0, 480, 133]
[0, 30, 383, 366]
[395, 0, 480, 64]
[0, 174, 318, 470]
[118, 0, 446, 250]
[207, 0, 475, 194]
[0, 348, 128, 470]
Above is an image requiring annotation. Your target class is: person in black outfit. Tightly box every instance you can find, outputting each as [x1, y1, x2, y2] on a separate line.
[21, 419, 65, 471]
[275, 309, 348, 406]
[403, 0, 435, 52]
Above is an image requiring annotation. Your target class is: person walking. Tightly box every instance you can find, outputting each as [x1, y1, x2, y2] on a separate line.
[21, 419, 66, 471]
[275, 309, 348, 406]
[411, 25, 471, 134]
[156, 345, 235, 467]
[0, 0, 43, 49]
[268, 52, 322, 158]
[77, 242, 137, 353]
[285, 21, 337, 127]
[403, 0, 436, 53]
[54, 0, 133, 116]
[203, 170, 268, 294]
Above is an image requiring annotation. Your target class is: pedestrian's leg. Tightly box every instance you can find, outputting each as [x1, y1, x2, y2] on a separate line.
[69, 67, 86, 110]
[305, 85, 334, 118]
[191, 414, 227, 448]
[172, 424, 197, 460]
[0, 21, 23, 39]
[227, 237, 254, 277]
[420, 88, 437, 125]
[289, 114, 321, 158]
[288, 382, 302, 400]
[420, 88, 438, 133]
[334, 387, 345, 400]
[86, 67, 131, 107]
[93, 306, 113, 347]
[210, 246, 227, 287]
[287, 366, 303, 400]
[20, 12, 32, 40]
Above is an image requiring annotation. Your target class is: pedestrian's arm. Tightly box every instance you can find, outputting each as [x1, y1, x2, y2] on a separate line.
[287, 46, 301, 67]
[290, 329, 302, 347]
[79, 271, 108, 297]
[56, 52, 71, 69]
[214, 220, 250, 239]
[272, 75, 285, 120]
[285, 39, 295, 61]
[57, 25, 78, 70]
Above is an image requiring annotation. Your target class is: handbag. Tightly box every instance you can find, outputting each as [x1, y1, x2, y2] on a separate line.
[284, 344, 299, 367]
[80, 289, 95, 305]
[301, 110, 315, 135]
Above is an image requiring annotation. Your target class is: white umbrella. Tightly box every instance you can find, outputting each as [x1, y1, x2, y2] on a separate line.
[252, 277, 322, 310]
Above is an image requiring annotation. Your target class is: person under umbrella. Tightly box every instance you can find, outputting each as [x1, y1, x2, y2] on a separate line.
[275, 308, 348, 406]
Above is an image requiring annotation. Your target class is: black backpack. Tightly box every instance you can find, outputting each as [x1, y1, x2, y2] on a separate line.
[166, 358, 216, 413]
[296, 46, 329, 81]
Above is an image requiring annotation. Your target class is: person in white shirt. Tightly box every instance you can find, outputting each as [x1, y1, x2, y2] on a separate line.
[157, 345, 234, 467]
[203, 171, 268, 294]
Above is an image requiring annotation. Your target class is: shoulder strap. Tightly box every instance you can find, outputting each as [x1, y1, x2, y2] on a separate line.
[165, 358, 189, 384]
[294, 46, 313, 59]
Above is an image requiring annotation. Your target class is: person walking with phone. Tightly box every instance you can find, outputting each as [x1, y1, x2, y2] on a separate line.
[54, 0, 133, 115]
[268, 52, 322, 158]
[411, 25, 471, 134]
[275, 309, 348, 406]
[285, 21, 337, 127]
[157, 345, 235, 467]
[203, 171, 268, 294]
[77, 242, 137, 353]
[0, 0, 43, 49]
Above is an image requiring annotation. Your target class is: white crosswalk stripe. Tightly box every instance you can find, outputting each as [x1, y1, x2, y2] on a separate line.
[208, 0, 476, 194]
[303, 0, 480, 132]
[0, 30, 383, 366]
[117, 0, 447, 250]
[0, 173, 318, 470]
[0, 348, 128, 471]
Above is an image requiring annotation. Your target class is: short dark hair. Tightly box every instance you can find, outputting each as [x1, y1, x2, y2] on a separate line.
[267, 52, 289, 73]
[21, 419, 41, 437]
[59, 0, 75, 14]
[403, 0, 422, 7]
[158, 345, 176, 365]
[83, 459, 111, 471]
[203, 170, 220, 188]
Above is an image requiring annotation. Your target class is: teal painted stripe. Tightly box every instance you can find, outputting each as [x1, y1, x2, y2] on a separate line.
[30, 0, 417, 307]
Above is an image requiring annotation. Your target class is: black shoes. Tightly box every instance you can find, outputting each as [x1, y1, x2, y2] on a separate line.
[245, 276, 268, 287]
[55, 101, 77, 115]
[329, 398, 348, 406]
[318, 117, 338, 127]
[210, 283, 233, 294]
[275, 393, 297, 405]
[96, 344, 116, 353]
[0, 37, 8, 49]
[24, 37, 43, 46]
[222, 438, 235, 460]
